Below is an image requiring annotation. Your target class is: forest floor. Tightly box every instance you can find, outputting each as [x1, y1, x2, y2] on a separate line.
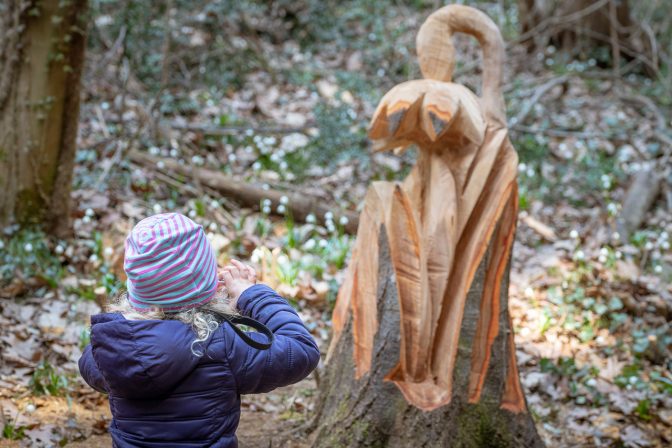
[2, 1, 672, 447]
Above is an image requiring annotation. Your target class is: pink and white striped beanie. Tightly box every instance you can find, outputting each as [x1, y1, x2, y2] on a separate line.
[124, 213, 218, 312]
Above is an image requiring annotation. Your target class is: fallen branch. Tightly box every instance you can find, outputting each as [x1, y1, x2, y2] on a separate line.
[164, 121, 312, 136]
[510, 75, 568, 126]
[617, 168, 662, 239]
[129, 151, 360, 234]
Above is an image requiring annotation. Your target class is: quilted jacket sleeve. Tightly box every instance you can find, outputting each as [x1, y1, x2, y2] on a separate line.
[78, 344, 109, 393]
[224, 284, 320, 394]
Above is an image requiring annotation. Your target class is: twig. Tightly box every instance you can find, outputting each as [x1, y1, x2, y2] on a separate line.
[510, 125, 606, 139]
[164, 121, 312, 135]
[510, 75, 568, 126]
[608, 0, 621, 78]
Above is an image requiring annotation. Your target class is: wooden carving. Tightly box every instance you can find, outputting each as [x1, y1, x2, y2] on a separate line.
[328, 5, 524, 412]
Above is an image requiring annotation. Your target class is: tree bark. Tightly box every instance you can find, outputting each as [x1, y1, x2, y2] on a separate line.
[0, 0, 88, 236]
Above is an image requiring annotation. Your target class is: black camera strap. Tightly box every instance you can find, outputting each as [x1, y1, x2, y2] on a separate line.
[222, 315, 274, 350]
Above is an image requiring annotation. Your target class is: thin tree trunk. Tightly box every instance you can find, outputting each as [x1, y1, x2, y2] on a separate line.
[0, 0, 88, 236]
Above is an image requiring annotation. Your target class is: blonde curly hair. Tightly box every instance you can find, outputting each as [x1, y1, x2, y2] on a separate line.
[108, 291, 236, 357]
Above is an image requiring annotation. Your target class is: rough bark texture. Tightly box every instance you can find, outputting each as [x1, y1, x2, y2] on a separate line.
[312, 226, 542, 448]
[0, 0, 88, 236]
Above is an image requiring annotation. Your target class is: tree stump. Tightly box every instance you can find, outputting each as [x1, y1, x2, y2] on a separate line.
[311, 5, 543, 447]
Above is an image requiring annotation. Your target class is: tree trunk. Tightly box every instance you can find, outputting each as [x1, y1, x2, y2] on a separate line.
[517, 0, 655, 74]
[312, 225, 542, 447]
[0, 0, 88, 236]
[311, 5, 543, 447]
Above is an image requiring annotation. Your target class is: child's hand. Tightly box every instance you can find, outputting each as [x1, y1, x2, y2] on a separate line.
[219, 259, 257, 305]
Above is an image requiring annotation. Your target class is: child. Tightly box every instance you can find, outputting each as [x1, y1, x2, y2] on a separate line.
[78, 213, 320, 447]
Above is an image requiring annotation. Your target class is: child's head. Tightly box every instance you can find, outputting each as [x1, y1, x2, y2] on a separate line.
[111, 213, 233, 355]
[124, 213, 218, 312]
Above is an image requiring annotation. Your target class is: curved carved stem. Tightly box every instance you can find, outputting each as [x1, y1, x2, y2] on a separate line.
[417, 4, 507, 127]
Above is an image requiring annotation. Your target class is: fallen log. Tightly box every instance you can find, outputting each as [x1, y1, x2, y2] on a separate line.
[129, 151, 360, 233]
[617, 168, 662, 240]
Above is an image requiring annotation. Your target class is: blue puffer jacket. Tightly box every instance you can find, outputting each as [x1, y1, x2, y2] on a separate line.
[78, 284, 320, 448]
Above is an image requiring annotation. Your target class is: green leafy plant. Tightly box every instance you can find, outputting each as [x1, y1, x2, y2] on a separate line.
[30, 362, 70, 397]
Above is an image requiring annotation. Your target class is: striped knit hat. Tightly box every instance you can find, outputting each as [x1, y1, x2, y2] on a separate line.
[124, 213, 218, 312]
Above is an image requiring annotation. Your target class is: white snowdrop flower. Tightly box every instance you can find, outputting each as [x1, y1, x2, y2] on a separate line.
[607, 203, 618, 215]
[615, 250, 622, 259]
[318, 239, 328, 248]
[526, 167, 535, 178]
[252, 161, 262, 171]
[547, 45, 556, 54]
[645, 241, 654, 251]
[588, 58, 596, 66]
[89, 254, 99, 262]
[545, 58, 554, 66]
[277, 204, 286, 214]
[600, 247, 609, 257]
[208, 222, 218, 232]
[101, 101, 110, 110]
[339, 216, 349, 226]
[24, 243, 33, 252]
[263, 136, 276, 146]
[306, 213, 316, 224]
[303, 239, 316, 251]
[210, 200, 219, 209]
[280, 195, 289, 205]
[262, 198, 272, 207]
[82, 215, 91, 224]
[149, 146, 160, 156]
[524, 287, 534, 298]
[660, 231, 668, 240]
[612, 232, 620, 241]
[518, 163, 527, 173]
[25, 404, 36, 414]
[326, 221, 336, 232]
[85, 208, 95, 217]
[629, 376, 638, 385]
[324, 211, 334, 221]
[270, 153, 280, 163]
[245, 129, 254, 137]
[561, 281, 569, 289]
[569, 229, 579, 239]
[54, 244, 64, 254]
[276, 149, 286, 158]
[262, 205, 271, 214]
[262, 184, 270, 190]
[279, 161, 288, 171]
[574, 250, 585, 261]
[586, 378, 597, 388]
[376, 68, 385, 77]
[662, 241, 670, 251]
[250, 248, 262, 263]
[253, 135, 262, 144]
[169, 149, 178, 158]
[598, 255, 607, 263]
[654, 265, 663, 273]
[153, 203, 162, 214]
[277, 254, 289, 265]
[244, 146, 253, 153]
[157, 161, 165, 169]
[104, 247, 113, 257]
[229, 154, 237, 163]
[188, 210, 197, 218]
[191, 155, 201, 165]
